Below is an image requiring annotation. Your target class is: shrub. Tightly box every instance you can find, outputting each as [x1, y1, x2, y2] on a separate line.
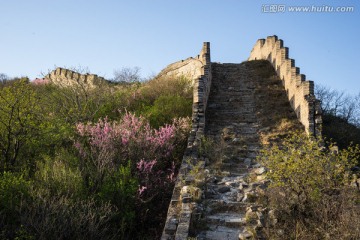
[34, 152, 84, 198]
[145, 95, 192, 128]
[0, 172, 31, 212]
[98, 162, 138, 235]
[75, 112, 178, 195]
[0, 79, 43, 173]
[0, 172, 32, 238]
[125, 75, 193, 128]
[258, 132, 360, 239]
[21, 194, 119, 240]
[74, 112, 191, 237]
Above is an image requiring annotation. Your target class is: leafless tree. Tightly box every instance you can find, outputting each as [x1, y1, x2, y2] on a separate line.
[0, 73, 8, 81]
[316, 85, 360, 126]
[113, 67, 141, 83]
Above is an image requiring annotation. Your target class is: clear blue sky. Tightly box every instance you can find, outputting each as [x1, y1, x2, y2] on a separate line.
[1, 0, 359, 94]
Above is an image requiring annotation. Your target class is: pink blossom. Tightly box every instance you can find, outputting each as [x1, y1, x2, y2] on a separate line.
[138, 186, 147, 195]
[74, 112, 183, 201]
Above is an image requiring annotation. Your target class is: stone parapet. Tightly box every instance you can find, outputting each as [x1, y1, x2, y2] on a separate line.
[45, 67, 106, 89]
[249, 35, 322, 137]
[161, 42, 212, 239]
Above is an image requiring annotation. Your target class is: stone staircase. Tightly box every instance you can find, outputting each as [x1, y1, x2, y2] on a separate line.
[161, 39, 320, 240]
[162, 60, 304, 240]
[195, 63, 270, 240]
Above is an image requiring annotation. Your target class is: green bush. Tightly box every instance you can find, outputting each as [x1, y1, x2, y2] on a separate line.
[0, 79, 43, 173]
[126, 76, 193, 127]
[21, 194, 118, 240]
[145, 95, 192, 128]
[258, 132, 360, 239]
[259, 133, 358, 201]
[0, 172, 31, 216]
[34, 151, 84, 198]
[98, 162, 138, 236]
[0, 172, 32, 238]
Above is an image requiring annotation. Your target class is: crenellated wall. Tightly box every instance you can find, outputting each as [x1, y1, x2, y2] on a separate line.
[45, 67, 106, 88]
[249, 35, 322, 137]
[161, 42, 212, 240]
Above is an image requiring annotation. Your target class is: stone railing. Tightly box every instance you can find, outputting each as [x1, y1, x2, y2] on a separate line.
[45, 67, 106, 89]
[249, 35, 322, 137]
[161, 42, 212, 240]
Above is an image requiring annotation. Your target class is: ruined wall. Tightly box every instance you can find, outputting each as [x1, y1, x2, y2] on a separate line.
[157, 50, 208, 85]
[162, 42, 211, 240]
[45, 67, 106, 89]
[248, 35, 322, 136]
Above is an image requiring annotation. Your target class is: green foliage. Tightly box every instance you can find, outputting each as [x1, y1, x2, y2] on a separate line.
[0, 79, 43, 173]
[38, 82, 112, 124]
[34, 152, 83, 198]
[0, 172, 31, 215]
[140, 75, 192, 104]
[258, 132, 360, 239]
[99, 162, 138, 235]
[99, 162, 137, 206]
[22, 194, 118, 240]
[127, 76, 193, 127]
[0, 171, 32, 239]
[259, 132, 359, 202]
[0, 72, 193, 239]
[145, 95, 192, 128]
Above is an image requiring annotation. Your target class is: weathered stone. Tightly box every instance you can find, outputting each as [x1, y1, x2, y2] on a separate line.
[225, 181, 238, 187]
[256, 175, 266, 181]
[45, 67, 105, 89]
[164, 218, 178, 235]
[249, 36, 322, 136]
[181, 193, 191, 203]
[243, 191, 257, 203]
[252, 163, 261, 168]
[244, 158, 252, 167]
[218, 186, 231, 193]
[255, 167, 266, 175]
[239, 231, 253, 240]
[239, 182, 249, 190]
[237, 192, 244, 202]
[222, 126, 235, 140]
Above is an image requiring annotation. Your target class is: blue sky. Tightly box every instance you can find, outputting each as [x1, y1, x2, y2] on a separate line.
[1, 0, 359, 94]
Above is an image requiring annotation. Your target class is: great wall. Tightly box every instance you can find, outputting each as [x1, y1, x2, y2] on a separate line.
[45, 67, 107, 89]
[160, 36, 322, 240]
[43, 35, 323, 240]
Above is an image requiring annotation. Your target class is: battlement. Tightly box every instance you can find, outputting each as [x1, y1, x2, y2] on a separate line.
[45, 67, 106, 88]
[249, 35, 322, 136]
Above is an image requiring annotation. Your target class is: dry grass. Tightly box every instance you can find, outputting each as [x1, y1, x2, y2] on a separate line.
[246, 60, 303, 146]
[263, 187, 360, 240]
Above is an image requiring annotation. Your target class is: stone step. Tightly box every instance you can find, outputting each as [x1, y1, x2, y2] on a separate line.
[206, 212, 245, 228]
[206, 200, 247, 214]
[197, 63, 261, 240]
[197, 225, 243, 240]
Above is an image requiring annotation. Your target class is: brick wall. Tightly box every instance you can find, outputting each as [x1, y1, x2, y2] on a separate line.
[249, 36, 322, 137]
